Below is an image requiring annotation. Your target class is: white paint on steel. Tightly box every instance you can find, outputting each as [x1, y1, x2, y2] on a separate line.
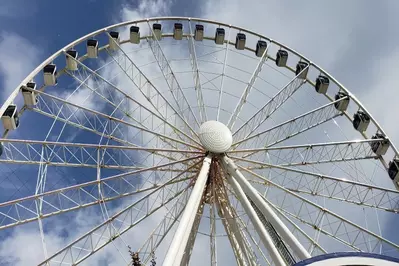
[163, 155, 212, 266]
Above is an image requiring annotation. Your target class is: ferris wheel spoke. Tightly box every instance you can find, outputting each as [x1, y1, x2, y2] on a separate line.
[216, 27, 231, 122]
[38, 165, 195, 266]
[233, 156, 399, 213]
[227, 40, 270, 129]
[230, 139, 380, 167]
[29, 100, 194, 166]
[187, 21, 208, 123]
[239, 166, 399, 254]
[31, 90, 201, 150]
[232, 97, 346, 151]
[0, 139, 202, 169]
[136, 185, 190, 265]
[146, 23, 201, 131]
[0, 157, 201, 231]
[65, 69, 182, 149]
[232, 63, 310, 141]
[64, 50, 200, 148]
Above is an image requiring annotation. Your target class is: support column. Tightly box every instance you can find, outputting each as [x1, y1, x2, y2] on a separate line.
[223, 156, 311, 260]
[163, 155, 212, 266]
[180, 199, 205, 266]
[221, 159, 287, 266]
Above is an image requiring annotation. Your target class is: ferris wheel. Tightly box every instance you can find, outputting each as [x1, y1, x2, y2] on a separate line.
[1, 16, 399, 266]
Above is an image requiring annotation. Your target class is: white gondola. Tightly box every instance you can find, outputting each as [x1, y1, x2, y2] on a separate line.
[130, 26, 140, 44]
[43, 64, 57, 86]
[371, 133, 389, 156]
[109, 31, 120, 50]
[153, 23, 162, 40]
[276, 49, 288, 67]
[315, 75, 329, 94]
[87, 39, 98, 58]
[21, 82, 37, 106]
[334, 91, 349, 112]
[295, 61, 309, 79]
[2, 104, 19, 130]
[255, 40, 267, 57]
[194, 24, 204, 41]
[174, 23, 183, 40]
[65, 49, 78, 71]
[388, 158, 399, 189]
[235, 33, 246, 50]
[215, 28, 225, 45]
[353, 110, 370, 132]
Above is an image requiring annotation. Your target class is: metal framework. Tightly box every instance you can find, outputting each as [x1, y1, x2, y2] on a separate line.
[0, 17, 398, 266]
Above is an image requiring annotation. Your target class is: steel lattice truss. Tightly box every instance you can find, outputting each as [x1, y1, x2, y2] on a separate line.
[0, 17, 398, 266]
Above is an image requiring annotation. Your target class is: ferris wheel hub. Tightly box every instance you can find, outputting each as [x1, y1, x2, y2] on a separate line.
[199, 120, 232, 153]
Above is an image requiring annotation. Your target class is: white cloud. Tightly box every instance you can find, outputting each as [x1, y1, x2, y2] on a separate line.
[0, 32, 40, 102]
[361, 48, 399, 145]
[119, 0, 172, 21]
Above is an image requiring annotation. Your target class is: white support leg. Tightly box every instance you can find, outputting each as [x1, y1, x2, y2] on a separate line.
[180, 199, 205, 266]
[163, 155, 212, 266]
[221, 159, 286, 266]
[223, 156, 311, 261]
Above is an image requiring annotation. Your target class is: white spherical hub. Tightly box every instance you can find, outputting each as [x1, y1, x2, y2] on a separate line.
[199, 120, 233, 153]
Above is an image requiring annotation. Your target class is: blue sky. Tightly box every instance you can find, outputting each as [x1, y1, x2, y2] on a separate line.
[2, 0, 399, 265]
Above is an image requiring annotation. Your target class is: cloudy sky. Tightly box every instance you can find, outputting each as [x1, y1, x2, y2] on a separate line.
[2, 0, 399, 141]
[1, 0, 399, 265]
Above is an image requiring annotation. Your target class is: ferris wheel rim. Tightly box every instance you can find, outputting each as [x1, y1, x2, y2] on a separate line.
[0, 16, 398, 265]
[1, 16, 397, 158]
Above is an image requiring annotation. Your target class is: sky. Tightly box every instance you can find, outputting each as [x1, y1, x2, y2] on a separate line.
[1, 0, 399, 265]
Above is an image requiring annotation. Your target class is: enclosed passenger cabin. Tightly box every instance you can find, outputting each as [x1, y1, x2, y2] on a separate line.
[255, 40, 267, 57]
[315, 75, 329, 94]
[334, 91, 349, 112]
[109, 31, 120, 50]
[388, 158, 399, 185]
[215, 28, 225, 45]
[21, 82, 37, 106]
[276, 50, 288, 67]
[194, 24, 204, 41]
[174, 23, 183, 40]
[235, 33, 246, 50]
[371, 133, 389, 156]
[353, 111, 370, 132]
[295, 61, 309, 79]
[152, 23, 162, 40]
[87, 39, 98, 58]
[65, 49, 78, 71]
[2, 104, 19, 130]
[43, 64, 57, 86]
[130, 26, 140, 44]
